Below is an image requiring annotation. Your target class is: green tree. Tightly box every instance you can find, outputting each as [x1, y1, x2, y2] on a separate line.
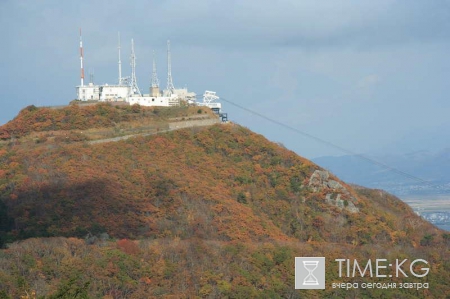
[48, 276, 90, 299]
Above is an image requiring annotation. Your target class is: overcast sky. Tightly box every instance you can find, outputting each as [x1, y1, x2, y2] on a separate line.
[1, 0, 450, 158]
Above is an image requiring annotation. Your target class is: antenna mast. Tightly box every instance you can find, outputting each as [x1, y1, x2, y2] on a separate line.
[89, 69, 94, 84]
[130, 38, 141, 95]
[79, 28, 84, 86]
[118, 32, 122, 85]
[166, 40, 175, 93]
[151, 50, 159, 88]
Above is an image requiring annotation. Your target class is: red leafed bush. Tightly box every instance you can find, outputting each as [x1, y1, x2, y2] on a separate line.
[116, 238, 140, 255]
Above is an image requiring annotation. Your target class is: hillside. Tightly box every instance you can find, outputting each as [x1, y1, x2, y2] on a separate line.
[0, 104, 449, 298]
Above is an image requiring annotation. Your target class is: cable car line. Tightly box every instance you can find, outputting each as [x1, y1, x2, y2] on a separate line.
[219, 96, 450, 193]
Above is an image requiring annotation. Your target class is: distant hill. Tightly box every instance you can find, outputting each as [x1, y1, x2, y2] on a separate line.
[313, 151, 450, 196]
[0, 104, 448, 298]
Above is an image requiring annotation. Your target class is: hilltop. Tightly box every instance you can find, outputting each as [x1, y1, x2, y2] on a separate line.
[0, 102, 218, 142]
[0, 104, 448, 298]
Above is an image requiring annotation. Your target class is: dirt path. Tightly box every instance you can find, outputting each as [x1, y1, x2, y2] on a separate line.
[88, 118, 220, 145]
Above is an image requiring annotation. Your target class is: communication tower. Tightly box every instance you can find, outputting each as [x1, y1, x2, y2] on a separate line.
[166, 40, 175, 94]
[89, 69, 94, 84]
[151, 50, 159, 88]
[130, 39, 141, 95]
[79, 28, 84, 86]
[150, 50, 160, 97]
[118, 32, 123, 85]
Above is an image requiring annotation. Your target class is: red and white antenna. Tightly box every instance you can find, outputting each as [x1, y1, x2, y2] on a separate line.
[79, 28, 85, 86]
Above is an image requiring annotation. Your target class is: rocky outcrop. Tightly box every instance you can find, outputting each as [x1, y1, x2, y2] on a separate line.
[309, 170, 359, 213]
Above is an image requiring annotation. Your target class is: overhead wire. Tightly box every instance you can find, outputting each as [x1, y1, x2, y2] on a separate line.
[218, 96, 450, 193]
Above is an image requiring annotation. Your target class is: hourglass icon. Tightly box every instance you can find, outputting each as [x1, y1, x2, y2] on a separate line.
[303, 260, 319, 285]
[295, 257, 325, 289]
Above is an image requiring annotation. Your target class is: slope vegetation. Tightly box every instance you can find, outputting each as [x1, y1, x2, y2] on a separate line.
[0, 105, 448, 298]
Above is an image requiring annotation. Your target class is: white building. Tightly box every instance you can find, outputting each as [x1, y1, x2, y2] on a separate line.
[99, 84, 130, 102]
[128, 94, 178, 107]
[76, 83, 100, 101]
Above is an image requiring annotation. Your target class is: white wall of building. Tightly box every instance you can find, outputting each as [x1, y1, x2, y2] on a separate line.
[128, 95, 175, 107]
[76, 83, 100, 101]
[99, 85, 130, 101]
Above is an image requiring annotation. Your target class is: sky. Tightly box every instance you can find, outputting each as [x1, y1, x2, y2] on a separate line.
[1, 0, 450, 159]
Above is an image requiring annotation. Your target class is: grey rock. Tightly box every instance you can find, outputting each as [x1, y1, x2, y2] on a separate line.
[309, 170, 359, 213]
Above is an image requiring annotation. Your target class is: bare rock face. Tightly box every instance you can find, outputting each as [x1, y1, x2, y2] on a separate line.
[308, 170, 359, 213]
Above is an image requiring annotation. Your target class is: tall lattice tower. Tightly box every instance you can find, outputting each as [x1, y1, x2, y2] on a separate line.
[166, 40, 175, 94]
[117, 32, 122, 85]
[151, 51, 159, 88]
[130, 39, 141, 95]
[150, 50, 160, 97]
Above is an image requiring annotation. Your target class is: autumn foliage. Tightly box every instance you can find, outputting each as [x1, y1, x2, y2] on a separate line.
[0, 105, 448, 298]
[0, 103, 212, 140]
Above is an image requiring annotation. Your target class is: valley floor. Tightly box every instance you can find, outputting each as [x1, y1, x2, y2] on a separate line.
[402, 195, 450, 231]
